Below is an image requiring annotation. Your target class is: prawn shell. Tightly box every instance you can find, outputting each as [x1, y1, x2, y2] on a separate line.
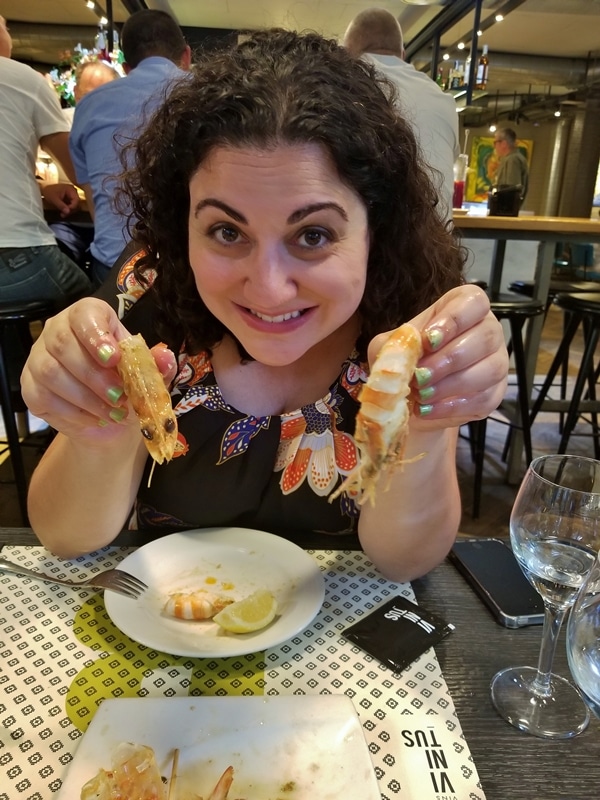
[329, 322, 423, 506]
[164, 590, 234, 620]
[117, 334, 178, 464]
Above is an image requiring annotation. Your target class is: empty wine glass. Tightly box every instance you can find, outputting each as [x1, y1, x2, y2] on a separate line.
[491, 454, 600, 739]
[567, 549, 600, 719]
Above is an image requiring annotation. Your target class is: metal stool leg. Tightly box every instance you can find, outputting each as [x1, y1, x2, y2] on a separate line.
[0, 333, 29, 525]
[558, 324, 600, 454]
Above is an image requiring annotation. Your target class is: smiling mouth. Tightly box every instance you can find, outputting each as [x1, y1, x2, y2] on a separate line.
[249, 309, 305, 323]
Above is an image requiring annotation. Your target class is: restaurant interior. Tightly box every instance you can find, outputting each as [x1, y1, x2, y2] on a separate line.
[1, 2, 600, 799]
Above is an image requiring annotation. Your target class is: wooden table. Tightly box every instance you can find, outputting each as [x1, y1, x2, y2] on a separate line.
[455, 215, 600, 481]
[1, 526, 598, 799]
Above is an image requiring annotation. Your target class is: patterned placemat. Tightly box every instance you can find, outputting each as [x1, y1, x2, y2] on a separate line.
[0, 545, 485, 799]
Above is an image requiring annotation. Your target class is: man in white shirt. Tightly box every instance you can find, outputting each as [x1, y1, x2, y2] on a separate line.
[0, 15, 91, 304]
[343, 8, 459, 221]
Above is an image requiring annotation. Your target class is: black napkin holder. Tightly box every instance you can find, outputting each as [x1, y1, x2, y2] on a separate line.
[342, 595, 454, 674]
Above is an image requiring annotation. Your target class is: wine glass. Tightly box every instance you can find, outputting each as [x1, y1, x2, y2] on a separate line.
[491, 454, 600, 739]
[566, 548, 600, 719]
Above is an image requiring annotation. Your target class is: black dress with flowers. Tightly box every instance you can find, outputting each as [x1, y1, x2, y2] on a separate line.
[99, 247, 367, 537]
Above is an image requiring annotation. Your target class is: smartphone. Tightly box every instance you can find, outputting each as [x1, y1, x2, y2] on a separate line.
[448, 538, 545, 628]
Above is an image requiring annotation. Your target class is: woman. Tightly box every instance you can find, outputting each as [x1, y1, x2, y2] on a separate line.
[21, 29, 508, 581]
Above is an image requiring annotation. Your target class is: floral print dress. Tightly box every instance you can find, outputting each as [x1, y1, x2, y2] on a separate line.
[101, 247, 367, 537]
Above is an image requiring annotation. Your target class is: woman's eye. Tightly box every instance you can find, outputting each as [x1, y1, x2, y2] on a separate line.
[298, 228, 331, 248]
[212, 225, 242, 244]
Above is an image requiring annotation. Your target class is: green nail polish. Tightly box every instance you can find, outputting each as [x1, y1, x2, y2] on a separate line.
[98, 419, 109, 427]
[427, 329, 444, 350]
[419, 403, 434, 416]
[98, 343, 115, 364]
[419, 386, 435, 401]
[414, 367, 432, 386]
[106, 386, 124, 403]
[109, 407, 126, 423]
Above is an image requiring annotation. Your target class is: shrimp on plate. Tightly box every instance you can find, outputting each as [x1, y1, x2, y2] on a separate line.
[163, 590, 234, 620]
[330, 322, 424, 507]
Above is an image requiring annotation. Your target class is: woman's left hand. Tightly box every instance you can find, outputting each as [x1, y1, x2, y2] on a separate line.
[370, 284, 509, 429]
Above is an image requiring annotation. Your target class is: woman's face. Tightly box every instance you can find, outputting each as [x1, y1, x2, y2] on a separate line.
[187, 142, 369, 366]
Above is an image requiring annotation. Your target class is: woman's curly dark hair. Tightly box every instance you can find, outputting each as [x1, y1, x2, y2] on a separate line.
[118, 28, 465, 357]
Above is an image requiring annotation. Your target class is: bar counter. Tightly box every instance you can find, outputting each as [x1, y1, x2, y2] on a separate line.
[455, 214, 600, 481]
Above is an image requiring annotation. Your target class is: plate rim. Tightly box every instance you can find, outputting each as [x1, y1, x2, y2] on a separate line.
[104, 527, 325, 657]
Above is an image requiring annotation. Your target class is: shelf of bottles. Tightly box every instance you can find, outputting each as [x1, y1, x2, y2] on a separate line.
[437, 45, 489, 105]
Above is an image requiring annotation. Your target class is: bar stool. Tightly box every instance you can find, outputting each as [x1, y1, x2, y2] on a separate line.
[528, 292, 600, 457]
[0, 299, 56, 524]
[469, 293, 545, 518]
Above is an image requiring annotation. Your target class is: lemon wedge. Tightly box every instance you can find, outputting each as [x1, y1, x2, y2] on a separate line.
[213, 589, 278, 634]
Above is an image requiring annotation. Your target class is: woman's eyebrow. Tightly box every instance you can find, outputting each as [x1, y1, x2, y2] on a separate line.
[193, 198, 246, 222]
[192, 199, 348, 224]
[287, 202, 348, 223]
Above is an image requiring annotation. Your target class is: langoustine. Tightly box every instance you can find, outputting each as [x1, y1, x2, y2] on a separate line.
[163, 590, 234, 620]
[329, 322, 424, 507]
[116, 334, 178, 464]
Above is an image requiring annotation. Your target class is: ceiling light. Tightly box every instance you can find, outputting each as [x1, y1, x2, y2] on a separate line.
[442, 53, 450, 61]
[457, 42, 465, 50]
[86, 1, 95, 8]
[99, 16, 108, 25]
[495, 14, 504, 22]
[477, 30, 483, 36]
[489, 123, 497, 133]
[554, 109, 561, 117]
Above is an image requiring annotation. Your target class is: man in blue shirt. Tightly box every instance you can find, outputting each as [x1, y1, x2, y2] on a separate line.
[70, 10, 190, 286]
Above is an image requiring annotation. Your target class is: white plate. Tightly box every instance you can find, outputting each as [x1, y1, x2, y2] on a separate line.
[57, 696, 380, 799]
[104, 527, 325, 657]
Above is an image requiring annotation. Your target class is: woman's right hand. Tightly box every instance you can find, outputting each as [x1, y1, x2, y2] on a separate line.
[20, 297, 176, 447]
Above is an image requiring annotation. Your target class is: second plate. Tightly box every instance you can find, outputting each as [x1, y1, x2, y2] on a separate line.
[104, 527, 325, 657]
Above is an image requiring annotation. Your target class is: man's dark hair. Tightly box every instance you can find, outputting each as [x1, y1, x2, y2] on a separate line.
[121, 9, 186, 69]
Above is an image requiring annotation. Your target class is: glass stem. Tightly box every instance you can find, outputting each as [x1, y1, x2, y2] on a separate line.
[533, 605, 568, 697]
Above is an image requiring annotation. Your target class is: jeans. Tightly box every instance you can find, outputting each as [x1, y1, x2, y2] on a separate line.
[0, 245, 91, 305]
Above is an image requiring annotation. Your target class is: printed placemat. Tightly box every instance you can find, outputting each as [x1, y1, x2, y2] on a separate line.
[0, 545, 485, 799]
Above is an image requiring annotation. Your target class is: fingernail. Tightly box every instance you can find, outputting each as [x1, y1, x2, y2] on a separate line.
[98, 343, 115, 364]
[418, 403, 434, 416]
[109, 407, 127, 423]
[98, 419, 109, 427]
[414, 367, 432, 386]
[418, 386, 435, 401]
[426, 329, 444, 350]
[106, 386, 124, 403]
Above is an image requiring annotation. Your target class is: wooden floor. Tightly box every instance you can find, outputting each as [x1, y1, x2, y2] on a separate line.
[457, 304, 591, 538]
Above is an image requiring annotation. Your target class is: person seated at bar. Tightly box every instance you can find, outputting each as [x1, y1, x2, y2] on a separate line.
[47, 60, 121, 271]
[21, 29, 508, 582]
[69, 9, 191, 287]
[0, 14, 91, 306]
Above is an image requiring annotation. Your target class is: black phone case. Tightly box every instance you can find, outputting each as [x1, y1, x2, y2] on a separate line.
[449, 538, 545, 628]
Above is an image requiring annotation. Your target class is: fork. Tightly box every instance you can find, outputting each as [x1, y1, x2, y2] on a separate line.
[0, 556, 147, 599]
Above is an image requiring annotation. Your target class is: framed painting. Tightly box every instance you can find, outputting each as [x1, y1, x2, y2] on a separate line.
[465, 136, 533, 203]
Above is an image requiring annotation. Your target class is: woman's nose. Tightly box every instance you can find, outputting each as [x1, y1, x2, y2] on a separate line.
[242, 246, 297, 306]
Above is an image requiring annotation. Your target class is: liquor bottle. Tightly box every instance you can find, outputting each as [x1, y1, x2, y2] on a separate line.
[475, 45, 489, 90]
[464, 56, 472, 87]
[436, 66, 445, 88]
[450, 61, 464, 90]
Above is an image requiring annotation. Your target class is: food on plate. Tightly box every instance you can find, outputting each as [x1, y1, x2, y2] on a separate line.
[80, 742, 235, 800]
[164, 590, 234, 620]
[330, 322, 424, 507]
[80, 742, 166, 800]
[212, 588, 278, 633]
[117, 334, 178, 464]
